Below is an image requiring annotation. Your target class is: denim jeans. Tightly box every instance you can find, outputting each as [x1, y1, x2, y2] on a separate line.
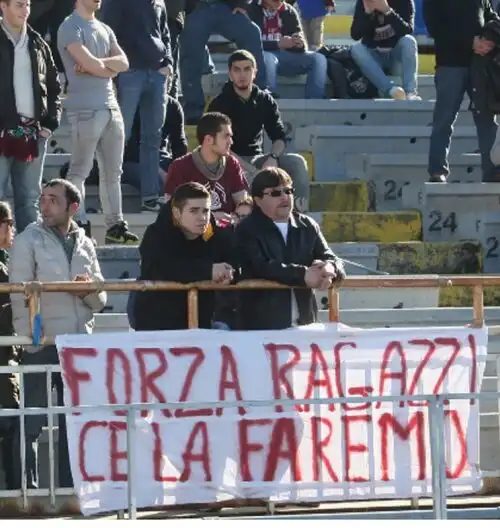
[117, 69, 168, 202]
[429, 66, 499, 181]
[65, 108, 125, 228]
[264, 50, 327, 99]
[180, 1, 267, 121]
[350, 34, 418, 95]
[0, 136, 46, 232]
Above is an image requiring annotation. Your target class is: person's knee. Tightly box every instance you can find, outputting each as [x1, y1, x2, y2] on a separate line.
[309, 51, 327, 71]
[281, 154, 309, 181]
[398, 34, 418, 53]
[264, 52, 278, 70]
[238, 18, 263, 48]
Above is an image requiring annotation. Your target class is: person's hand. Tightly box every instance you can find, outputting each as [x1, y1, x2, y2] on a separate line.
[304, 265, 324, 289]
[213, 211, 233, 223]
[39, 128, 52, 138]
[371, 0, 391, 13]
[232, 7, 247, 15]
[292, 33, 306, 48]
[327, 2, 336, 14]
[212, 263, 234, 284]
[75, 63, 87, 74]
[473, 36, 495, 55]
[158, 66, 173, 77]
[278, 36, 296, 50]
[262, 155, 279, 169]
[72, 274, 92, 298]
[363, 0, 375, 14]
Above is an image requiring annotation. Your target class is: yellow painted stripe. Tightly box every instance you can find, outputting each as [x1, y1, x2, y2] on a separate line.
[419, 54, 435, 74]
[319, 211, 422, 243]
[309, 181, 369, 213]
[324, 14, 353, 36]
[300, 151, 315, 181]
[378, 241, 482, 275]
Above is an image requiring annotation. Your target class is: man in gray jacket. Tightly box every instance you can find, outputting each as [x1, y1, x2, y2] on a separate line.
[9, 178, 107, 489]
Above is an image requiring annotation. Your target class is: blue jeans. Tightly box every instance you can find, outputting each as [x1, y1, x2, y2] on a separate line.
[117, 69, 167, 201]
[429, 66, 499, 181]
[264, 50, 327, 99]
[350, 35, 418, 95]
[180, 1, 267, 121]
[0, 136, 46, 232]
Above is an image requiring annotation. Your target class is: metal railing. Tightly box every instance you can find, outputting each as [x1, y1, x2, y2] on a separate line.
[0, 275, 497, 519]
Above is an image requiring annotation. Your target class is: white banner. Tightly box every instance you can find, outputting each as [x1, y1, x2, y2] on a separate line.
[56, 324, 487, 516]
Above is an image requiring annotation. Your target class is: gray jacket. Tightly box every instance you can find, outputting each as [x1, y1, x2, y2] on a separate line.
[9, 222, 107, 341]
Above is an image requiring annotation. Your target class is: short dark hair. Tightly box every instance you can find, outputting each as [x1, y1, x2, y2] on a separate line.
[0, 202, 12, 224]
[43, 178, 81, 206]
[171, 182, 210, 211]
[251, 167, 293, 197]
[196, 112, 232, 146]
[228, 49, 257, 70]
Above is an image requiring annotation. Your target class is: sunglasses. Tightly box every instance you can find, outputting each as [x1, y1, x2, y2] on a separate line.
[262, 187, 294, 198]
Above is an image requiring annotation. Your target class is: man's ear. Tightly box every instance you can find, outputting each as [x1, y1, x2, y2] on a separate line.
[69, 202, 79, 216]
[172, 205, 181, 226]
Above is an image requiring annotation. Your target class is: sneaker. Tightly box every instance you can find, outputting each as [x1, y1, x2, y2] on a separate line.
[105, 221, 139, 245]
[429, 174, 447, 183]
[406, 93, 422, 101]
[389, 86, 406, 100]
[142, 198, 163, 212]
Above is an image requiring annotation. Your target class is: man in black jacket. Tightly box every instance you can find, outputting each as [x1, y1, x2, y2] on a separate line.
[100, 0, 173, 213]
[236, 167, 345, 330]
[350, 0, 419, 100]
[208, 49, 310, 211]
[0, 0, 61, 232]
[134, 182, 235, 331]
[180, 0, 267, 123]
[424, 0, 500, 182]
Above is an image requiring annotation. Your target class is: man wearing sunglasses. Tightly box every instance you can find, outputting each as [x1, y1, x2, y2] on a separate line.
[236, 166, 345, 330]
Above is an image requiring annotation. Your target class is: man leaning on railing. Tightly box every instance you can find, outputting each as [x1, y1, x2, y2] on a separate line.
[8, 179, 107, 490]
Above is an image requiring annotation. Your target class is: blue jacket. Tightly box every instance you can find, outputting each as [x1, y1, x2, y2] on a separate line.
[100, 0, 172, 70]
[296, 0, 331, 20]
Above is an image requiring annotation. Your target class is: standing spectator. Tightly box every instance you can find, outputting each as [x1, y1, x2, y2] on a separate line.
[350, 0, 420, 100]
[236, 167, 345, 330]
[123, 94, 189, 192]
[0, 0, 61, 232]
[248, 0, 327, 98]
[180, 0, 267, 124]
[296, 0, 335, 51]
[164, 112, 249, 220]
[57, 0, 139, 244]
[100, 0, 173, 212]
[28, 0, 74, 73]
[0, 202, 20, 490]
[9, 179, 107, 490]
[207, 49, 310, 211]
[135, 182, 235, 331]
[424, 0, 500, 182]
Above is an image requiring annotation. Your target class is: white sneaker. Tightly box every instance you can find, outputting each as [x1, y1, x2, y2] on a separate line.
[389, 86, 406, 100]
[406, 93, 422, 101]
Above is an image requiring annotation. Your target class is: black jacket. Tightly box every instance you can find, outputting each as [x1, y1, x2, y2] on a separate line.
[207, 82, 287, 156]
[471, 19, 500, 114]
[0, 24, 61, 132]
[236, 207, 345, 330]
[351, 0, 414, 49]
[247, 1, 305, 52]
[134, 202, 235, 331]
[423, 0, 500, 67]
[186, 0, 251, 12]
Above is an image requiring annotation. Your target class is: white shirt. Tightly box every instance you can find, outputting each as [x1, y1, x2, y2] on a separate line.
[274, 222, 300, 327]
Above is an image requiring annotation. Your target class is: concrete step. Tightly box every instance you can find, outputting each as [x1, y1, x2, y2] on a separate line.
[202, 72, 437, 101]
[295, 125, 478, 179]
[329, 242, 379, 274]
[43, 152, 70, 180]
[309, 181, 370, 212]
[345, 153, 482, 211]
[402, 183, 500, 243]
[310, 210, 422, 242]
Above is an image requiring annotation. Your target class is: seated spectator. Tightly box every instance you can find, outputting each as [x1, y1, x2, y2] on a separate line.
[100, 0, 173, 212]
[350, 0, 421, 100]
[248, 0, 327, 99]
[164, 112, 249, 221]
[207, 50, 310, 211]
[232, 196, 253, 224]
[295, 0, 335, 51]
[180, 0, 267, 124]
[0, 202, 20, 490]
[123, 95, 188, 192]
[235, 167, 345, 330]
[135, 182, 235, 331]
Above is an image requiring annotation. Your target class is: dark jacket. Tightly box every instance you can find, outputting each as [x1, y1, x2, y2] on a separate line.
[100, 0, 173, 70]
[351, 0, 414, 49]
[168, 0, 186, 26]
[247, 1, 306, 52]
[207, 82, 287, 156]
[423, 0, 500, 67]
[236, 207, 345, 330]
[0, 250, 19, 413]
[0, 24, 61, 132]
[471, 19, 500, 114]
[134, 202, 236, 331]
[186, 0, 251, 13]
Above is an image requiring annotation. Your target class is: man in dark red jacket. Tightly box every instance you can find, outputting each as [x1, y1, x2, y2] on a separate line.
[180, 0, 268, 124]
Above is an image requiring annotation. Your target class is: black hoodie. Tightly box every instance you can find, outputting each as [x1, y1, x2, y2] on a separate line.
[207, 82, 287, 157]
[134, 202, 235, 331]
